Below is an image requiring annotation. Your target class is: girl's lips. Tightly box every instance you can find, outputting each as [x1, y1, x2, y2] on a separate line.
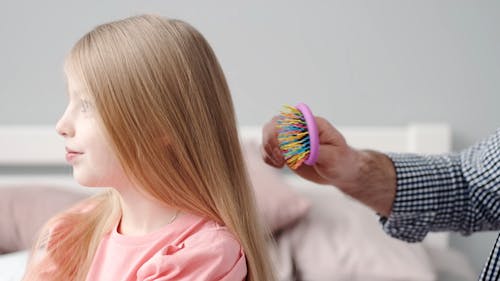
[65, 149, 83, 163]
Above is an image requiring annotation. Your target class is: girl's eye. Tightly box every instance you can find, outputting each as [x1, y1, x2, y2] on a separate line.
[81, 99, 93, 113]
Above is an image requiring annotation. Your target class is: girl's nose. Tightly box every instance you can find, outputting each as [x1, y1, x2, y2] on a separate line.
[56, 110, 74, 137]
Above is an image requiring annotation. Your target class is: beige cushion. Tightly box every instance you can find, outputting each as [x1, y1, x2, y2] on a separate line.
[0, 185, 88, 253]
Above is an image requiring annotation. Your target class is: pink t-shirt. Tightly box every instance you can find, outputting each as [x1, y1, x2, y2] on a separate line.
[85, 212, 247, 281]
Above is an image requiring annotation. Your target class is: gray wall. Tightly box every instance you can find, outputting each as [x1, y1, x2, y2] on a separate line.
[1, 0, 499, 276]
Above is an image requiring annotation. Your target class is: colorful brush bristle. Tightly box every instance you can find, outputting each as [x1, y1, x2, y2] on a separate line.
[277, 103, 319, 170]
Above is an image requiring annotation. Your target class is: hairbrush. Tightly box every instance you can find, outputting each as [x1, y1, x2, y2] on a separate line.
[276, 103, 319, 170]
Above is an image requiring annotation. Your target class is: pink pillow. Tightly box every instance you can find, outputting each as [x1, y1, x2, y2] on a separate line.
[0, 185, 88, 253]
[242, 140, 311, 232]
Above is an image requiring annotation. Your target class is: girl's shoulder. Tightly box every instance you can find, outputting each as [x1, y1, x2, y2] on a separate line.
[173, 212, 242, 250]
[136, 213, 247, 280]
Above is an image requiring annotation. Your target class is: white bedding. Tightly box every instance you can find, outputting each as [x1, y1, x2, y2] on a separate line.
[0, 251, 28, 281]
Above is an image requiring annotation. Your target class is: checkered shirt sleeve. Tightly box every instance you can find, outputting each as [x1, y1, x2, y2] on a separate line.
[379, 128, 500, 280]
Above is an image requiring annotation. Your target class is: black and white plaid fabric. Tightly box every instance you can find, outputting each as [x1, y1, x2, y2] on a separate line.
[380, 128, 500, 280]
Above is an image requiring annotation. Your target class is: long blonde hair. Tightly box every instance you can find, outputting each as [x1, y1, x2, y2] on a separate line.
[24, 14, 275, 281]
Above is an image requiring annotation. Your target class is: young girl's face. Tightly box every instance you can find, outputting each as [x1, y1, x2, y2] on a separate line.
[56, 75, 126, 188]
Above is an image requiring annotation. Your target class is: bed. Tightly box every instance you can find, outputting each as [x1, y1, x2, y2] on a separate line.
[0, 124, 476, 281]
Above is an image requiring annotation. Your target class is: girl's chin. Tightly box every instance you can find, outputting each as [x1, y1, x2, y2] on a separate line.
[72, 171, 107, 187]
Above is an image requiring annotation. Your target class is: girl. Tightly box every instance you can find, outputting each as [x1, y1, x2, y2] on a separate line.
[23, 14, 275, 281]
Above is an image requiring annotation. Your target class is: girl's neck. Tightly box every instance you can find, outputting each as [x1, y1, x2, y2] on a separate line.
[115, 184, 178, 236]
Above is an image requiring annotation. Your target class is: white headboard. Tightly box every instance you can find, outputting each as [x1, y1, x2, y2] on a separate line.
[0, 123, 451, 248]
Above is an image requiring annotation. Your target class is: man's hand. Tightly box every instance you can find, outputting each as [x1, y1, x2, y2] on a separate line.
[261, 116, 397, 216]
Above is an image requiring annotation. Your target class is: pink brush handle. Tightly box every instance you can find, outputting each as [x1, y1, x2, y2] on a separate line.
[295, 103, 319, 165]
